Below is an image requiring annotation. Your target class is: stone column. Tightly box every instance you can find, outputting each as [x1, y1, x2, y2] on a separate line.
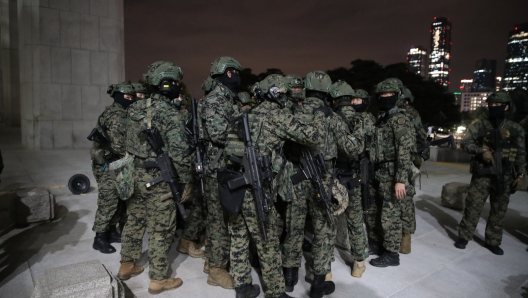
[16, 0, 125, 149]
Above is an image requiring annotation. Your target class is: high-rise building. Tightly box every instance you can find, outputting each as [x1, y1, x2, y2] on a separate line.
[459, 92, 492, 112]
[428, 17, 452, 88]
[472, 59, 496, 91]
[407, 46, 427, 77]
[503, 23, 528, 91]
[460, 79, 473, 92]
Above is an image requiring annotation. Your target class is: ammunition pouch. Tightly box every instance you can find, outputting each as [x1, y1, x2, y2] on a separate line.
[375, 161, 395, 176]
[217, 168, 247, 216]
[109, 155, 135, 200]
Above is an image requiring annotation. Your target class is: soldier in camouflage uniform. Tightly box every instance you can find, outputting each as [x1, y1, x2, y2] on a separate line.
[236, 91, 254, 113]
[328, 81, 369, 278]
[198, 56, 242, 289]
[455, 91, 526, 255]
[283, 71, 364, 298]
[225, 74, 329, 298]
[396, 86, 426, 254]
[368, 80, 416, 268]
[117, 61, 191, 295]
[90, 83, 135, 254]
[132, 82, 148, 99]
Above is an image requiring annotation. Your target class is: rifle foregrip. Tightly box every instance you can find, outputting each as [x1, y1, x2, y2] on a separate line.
[178, 203, 187, 220]
[290, 171, 307, 185]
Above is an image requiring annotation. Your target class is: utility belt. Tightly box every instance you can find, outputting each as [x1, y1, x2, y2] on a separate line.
[374, 161, 396, 175]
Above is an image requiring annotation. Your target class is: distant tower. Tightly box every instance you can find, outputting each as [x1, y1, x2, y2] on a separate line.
[428, 17, 452, 88]
[503, 23, 528, 91]
[472, 59, 496, 91]
[407, 46, 427, 77]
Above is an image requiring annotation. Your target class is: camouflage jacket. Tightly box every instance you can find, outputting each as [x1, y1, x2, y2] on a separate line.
[90, 102, 127, 165]
[462, 118, 526, 176]
[292, 97, 364, 162]
[397, 101, 427, 146]
[198, 83, 237, 177]
[519, 116, 528, 133]
[126, 93, 192, 183]
[370, 106, 416, 184]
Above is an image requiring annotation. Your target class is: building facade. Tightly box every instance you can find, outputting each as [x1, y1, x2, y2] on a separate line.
[459, 92, 492, 112]
[428, 17, 452, 88]
[472, 59, 496, 91]
[503, 23, 528, 91]
[407, 46, 427, 77]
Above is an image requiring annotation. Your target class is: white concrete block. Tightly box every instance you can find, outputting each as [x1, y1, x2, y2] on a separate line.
[40, 83, 62, 120]
[39, 7, 60, 46]
[99, 17, 119, 53]
[80, 14, 99, 51]
[20, 83, 33, 120]
[71, 49, 90, 85]
[50, 47, 71, 84]
[99, 86, 112, 111]
[39, 120, 54, 149]
[40, 0, 50, 7]
[19, 46, 33, 83]
[62, 85, 82, 120]
[89, 0, 108, 17]
[69, 0, 89, 14]
[53, 120, 73, 148]
[73, 120, 93, 148]
[39, 45, 51, 83]
[21, 119, 36, 149]
[108, 52, 120, 84]
[89, 51, 108, 86]
[20, 6, 34, 45]
[60, 10, 80, 48]
[107, 0, 117, 19]
[81, 85, 100, 120]
[49, 0, 69, 10]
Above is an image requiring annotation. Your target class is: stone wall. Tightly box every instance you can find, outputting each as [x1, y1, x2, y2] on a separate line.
[1, 0, 125, 149]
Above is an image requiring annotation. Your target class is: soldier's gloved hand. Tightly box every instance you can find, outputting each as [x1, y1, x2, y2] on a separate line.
[313, 105, 333, 117]
[500, 128, 510, 139]
[482, 146, 493, 163]
[180, 183, 193, 203]
[332, 179, 349, 216]
[510, 175, 525, 194]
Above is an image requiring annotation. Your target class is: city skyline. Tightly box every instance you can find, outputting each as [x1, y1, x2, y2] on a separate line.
[124, 0, 528, 96]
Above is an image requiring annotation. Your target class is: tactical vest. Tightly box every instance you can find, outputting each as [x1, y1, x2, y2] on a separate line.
[125, 98, 158, 159]
[371, 111, 410, 163]
[477, 120, 519, 164]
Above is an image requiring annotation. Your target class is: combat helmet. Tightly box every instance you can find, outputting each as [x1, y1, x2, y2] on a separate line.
[385, 77, 404, 92]
[486, 91, 511, 104]
[354, 89, 369, 100]
[304, 71, 332, 93]
[143, 61, 183, 86]
[237, 92, 253, 104]
[352, 89, 371, 112]
[375, 80, 401, 94]
[210, 56, 242, 77]
[131, 83, 148, 94]
[201, 77, 217, 94]
[285, 74, 304, 90]
[329, 80, 355, 98]
[401, 87, 414, 103]
[258, 74, 287, 107]
[107, 82, 135, 97]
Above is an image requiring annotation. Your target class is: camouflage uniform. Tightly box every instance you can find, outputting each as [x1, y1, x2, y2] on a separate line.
[120, 93, 191, 280]
[91, 102, 127, 233]
[458, 118, 526, 246]
[226, 88, 327, 297]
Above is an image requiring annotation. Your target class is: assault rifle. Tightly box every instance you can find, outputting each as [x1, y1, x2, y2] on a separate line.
[477, 129, 504, 195]
[139, 127, 187, 219]
[226, 113, 273, 241]
[291, 149, 334, 225]
[359, 154, 373, 213]
[87, 128, 110, 146]
[187, 97, 205, 194]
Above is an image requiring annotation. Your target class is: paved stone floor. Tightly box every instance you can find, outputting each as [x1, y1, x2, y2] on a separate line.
[0, 129, 527, 298]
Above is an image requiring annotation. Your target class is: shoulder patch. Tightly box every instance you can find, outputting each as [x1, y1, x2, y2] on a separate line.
[397, 117, 406, 125]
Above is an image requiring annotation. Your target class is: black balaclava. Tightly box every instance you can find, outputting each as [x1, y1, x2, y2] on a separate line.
[305, 90, 329, 105]
[156, 80, 182, 100]
[332, 96, 352, 111]
[378, 94, 399, 111]
[216, 68, 241, 94]
[352, 100, 368, 112]
[113, 93, 134, 109]
[488, 104, 507, 127]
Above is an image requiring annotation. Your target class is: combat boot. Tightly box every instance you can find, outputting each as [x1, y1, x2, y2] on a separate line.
[309, 274, 335, 298]
[368, 241, 383, 255]
[454, 238, 468, 249]
[279, 294, 293, 298]
[305, 265, 332, 282]
[207, 265, 234, 289]
[148, 277, 183, 295]
[203, 258, 210, 274]
[93, 232, 116, 254]
[400, 232, 411, 254]
[117, 261, 144, 280]
[177, 238, 205, 258]
[283, 267, 298, 292]
[235, 284, 260, 298]
[485, 244, 504, 255]
[351, 260, 366, 278]
[108, 225, 121, 243]
[369, 251, 400, 267]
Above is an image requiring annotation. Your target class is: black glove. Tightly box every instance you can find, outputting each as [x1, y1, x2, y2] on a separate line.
[313, 105, 333, 117]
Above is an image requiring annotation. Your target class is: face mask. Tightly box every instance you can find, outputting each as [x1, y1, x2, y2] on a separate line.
[488, 104, 506, 127]
[289, 89, 304, 101]
[113, 93, 134, 109]
[353, 103, 368, 112]
[160, 84, 181, 100]
[218, 72, 241, 94]
[378, 94, 399, 111]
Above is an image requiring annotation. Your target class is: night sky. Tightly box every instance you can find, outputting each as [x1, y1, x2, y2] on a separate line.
[124, 0, 528, 96]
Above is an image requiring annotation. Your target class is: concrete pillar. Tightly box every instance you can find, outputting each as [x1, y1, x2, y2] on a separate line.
[13, 0, 125, 149]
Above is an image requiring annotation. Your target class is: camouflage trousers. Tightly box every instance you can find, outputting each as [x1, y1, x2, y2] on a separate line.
[92, 163, 125, 233]
[365, 182, 382, 242]
[182, 175, 206, 242]
[229, 190, 285, 297]
[120, 167, 176, 280]
[401, 177, 417, 234]
[346, 186, 369, 261]
[458, 174, 513, 246]
[204, 176, 230, 267]
[281, 180, 310, 268]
